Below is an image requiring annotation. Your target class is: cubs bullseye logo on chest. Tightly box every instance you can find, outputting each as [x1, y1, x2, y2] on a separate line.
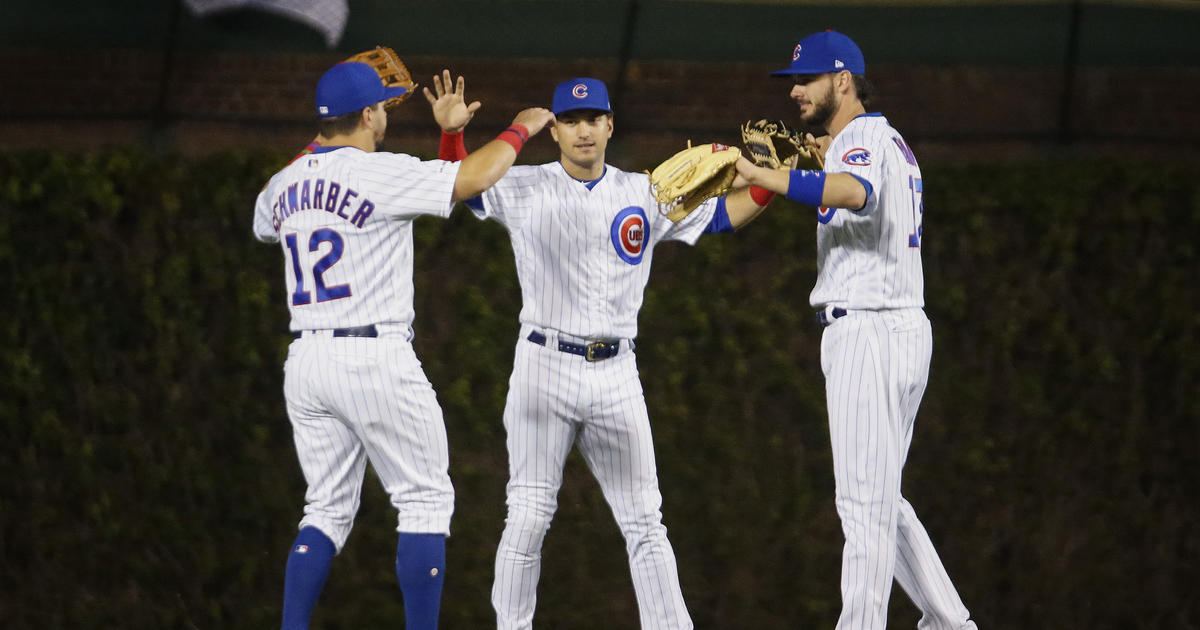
[610, 206, 648, 264]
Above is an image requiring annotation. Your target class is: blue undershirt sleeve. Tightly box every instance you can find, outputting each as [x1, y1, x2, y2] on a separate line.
[703, 196, 734, 234]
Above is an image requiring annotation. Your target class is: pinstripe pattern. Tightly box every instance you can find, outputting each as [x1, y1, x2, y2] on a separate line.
[477, 162, 708, 629]
[254, 147, 460, 332]
[284, 337, 453, 550]
[253, 146, 460, 551]
[473, 162, 717, 340]
[815, 117, 976, 629]
[812, 115, 924, 311]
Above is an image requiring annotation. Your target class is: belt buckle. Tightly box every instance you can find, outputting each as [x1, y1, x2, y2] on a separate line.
[585, 341, 605, 362]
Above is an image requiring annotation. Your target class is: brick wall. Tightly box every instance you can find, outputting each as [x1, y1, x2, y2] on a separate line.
[2, 49, 1197, 162]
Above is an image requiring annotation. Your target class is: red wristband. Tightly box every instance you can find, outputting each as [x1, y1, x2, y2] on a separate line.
[749, 185, 777, 206]
[439, 130, 467, 161]
[507, 124, 529, 141]
[496, 125, 527, 154]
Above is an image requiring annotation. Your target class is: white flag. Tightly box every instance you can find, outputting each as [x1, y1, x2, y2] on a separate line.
[184, 0, 349, 48]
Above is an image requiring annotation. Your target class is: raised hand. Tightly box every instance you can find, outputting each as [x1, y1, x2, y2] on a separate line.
[423, 69, 481, 134]
[510, 107, 556, 137]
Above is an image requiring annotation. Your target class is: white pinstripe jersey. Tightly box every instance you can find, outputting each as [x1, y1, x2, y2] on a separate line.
[811, 114, 925, 310]
[470, 162, 718, 340]
[253, 146, 460, 332]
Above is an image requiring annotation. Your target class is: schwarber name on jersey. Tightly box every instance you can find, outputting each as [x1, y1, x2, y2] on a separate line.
[253, 146, 460, 333]
[469, 162, 718, 340]
[811, 113, 925, 310]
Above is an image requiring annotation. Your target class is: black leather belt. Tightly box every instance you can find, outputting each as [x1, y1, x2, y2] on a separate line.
[291, 324, 379, 340]
[815, 307, 848, 326]
[527, 330, 620, 362]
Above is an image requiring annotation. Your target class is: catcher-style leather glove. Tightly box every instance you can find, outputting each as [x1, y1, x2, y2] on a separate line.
[345, 46, 417, 109]
[649, 141, 741, 222]
[741, 119, 824, 171]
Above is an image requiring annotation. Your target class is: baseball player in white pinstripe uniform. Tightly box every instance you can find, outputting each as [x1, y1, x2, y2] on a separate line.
[733, 30, 980, 630]
[431, 76, 779, 629]
[253, 60, 552, 630]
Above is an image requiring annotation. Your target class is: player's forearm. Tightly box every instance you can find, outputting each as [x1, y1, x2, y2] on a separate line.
[741, 164, 866, 210]
[450, 109, 552, 202]
[819, 172, 868, 210]
[724, 187, 770, 230]
[452, 139, 518, 201]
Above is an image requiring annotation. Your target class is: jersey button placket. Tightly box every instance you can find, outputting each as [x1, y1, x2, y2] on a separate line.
[581, 201, 602, 335]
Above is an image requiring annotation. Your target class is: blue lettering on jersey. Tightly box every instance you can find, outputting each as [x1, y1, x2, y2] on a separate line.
[907, 175, 924, 247]
[313, 179, 326, 206]
[271, 179, 375, 230]
[349, 199, 375, 227]
[336, 188, 357, 219]
[892, 137, 918, 166]
[610, 206, 648, 264]
[287, 183, 300, 215]
[817, 206, 837, 224]
[300, 180, 312, 210]
[324, 182, 341, 212]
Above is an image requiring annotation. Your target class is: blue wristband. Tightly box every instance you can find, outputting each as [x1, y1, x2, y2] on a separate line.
[786, 169, 826, 206]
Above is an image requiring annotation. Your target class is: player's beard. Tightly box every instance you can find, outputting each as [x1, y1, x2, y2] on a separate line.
[800, 82, 837, 131]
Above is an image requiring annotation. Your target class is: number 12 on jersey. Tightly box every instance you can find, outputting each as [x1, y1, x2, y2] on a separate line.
[284, 229, 351, 305]
[907, 175, 924, 248]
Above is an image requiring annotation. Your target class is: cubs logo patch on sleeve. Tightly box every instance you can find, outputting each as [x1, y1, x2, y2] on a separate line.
[842, 148, 872, 166]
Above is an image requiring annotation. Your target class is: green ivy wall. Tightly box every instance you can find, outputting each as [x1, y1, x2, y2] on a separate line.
[1, 149, 1196, 629]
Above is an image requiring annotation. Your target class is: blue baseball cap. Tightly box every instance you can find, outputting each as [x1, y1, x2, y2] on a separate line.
[770, 30, 865, 77]
[552, 78, 612, 115]
[315, 61, 408, 117]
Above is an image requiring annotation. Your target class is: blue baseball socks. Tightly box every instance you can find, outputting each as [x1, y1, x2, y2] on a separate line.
[395, 533, 447, 629]
[281, 528, 445, 629]
[281, 526, 336, 630]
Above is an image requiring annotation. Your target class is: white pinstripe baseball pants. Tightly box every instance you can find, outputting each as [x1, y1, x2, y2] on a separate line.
[821, 309, 976, 630]
[283, 336, 454, 552]
[492, 328, 691, 630]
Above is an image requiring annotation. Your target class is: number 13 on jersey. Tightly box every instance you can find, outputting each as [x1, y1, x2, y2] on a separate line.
[907, 175, 924, 248]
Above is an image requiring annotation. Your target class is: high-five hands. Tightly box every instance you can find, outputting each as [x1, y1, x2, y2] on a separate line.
[424, 69, 482, 134]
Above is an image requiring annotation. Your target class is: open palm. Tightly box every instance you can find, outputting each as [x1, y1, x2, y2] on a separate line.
[424, 69, 481, 134]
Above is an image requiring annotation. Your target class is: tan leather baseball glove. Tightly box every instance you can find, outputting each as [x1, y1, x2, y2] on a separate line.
[648, 141, 741, 222]
[741, 119, 824, 171]
[344, 46, 417, 109]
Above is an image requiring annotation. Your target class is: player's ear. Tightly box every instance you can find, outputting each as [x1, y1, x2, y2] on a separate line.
[835, 70, 853, 93]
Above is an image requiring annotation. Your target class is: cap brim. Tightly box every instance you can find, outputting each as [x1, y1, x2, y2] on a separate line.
[770, 66, 835, 77]
[383, 86, 408, 100]
[552, 105, 612, 116]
